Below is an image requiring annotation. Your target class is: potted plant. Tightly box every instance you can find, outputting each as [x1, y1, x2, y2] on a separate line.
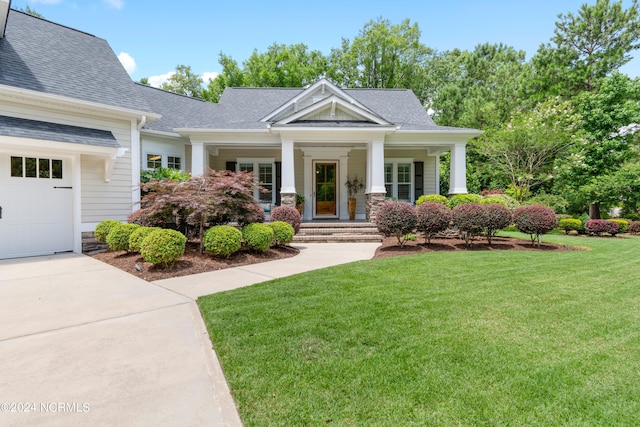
[295, 193, 305, 215]
[344, 175, 364, 220]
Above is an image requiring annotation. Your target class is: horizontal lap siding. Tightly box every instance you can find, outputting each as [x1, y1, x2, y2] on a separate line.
[0, 102, 134, 223]
[385, 149, 438, 196]
[347, 150, 367, 216]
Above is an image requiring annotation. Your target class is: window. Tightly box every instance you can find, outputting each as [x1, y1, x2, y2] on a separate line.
[384, 160, 413, 203]
[146, 153, 162, 169]
[10, 156, 63, 179]
[167, 156, 182, 170]
[237, 159, 275, 205]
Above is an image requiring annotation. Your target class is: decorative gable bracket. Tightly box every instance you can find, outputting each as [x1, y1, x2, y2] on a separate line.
[104, 147, 129, 182]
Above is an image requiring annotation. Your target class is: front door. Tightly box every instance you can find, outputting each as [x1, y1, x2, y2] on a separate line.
[314, 162, 337, 217]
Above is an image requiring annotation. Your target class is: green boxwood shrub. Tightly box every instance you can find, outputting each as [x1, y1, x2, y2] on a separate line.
[610, 218, 629, 233]
[242, 223, 274, 252]
[415, 202, 451, 244]
[513, 205, 557, 246]
[375, 201, 417, 248]
[94, 219, 122, 243]
[269, 221, 295, 246]
[129, 226, 160, 253]
[271, 206, 301, 233]
[203, 225, 242, 257]
[525, 194, 569, 214]
[106, 223, 140, 252]
[558, 218, 582, 234]
[415, 194, 448, 207]
[140, 229, 187, 268]
[448, 193, 482, 208]
[482, 193, 520, 210]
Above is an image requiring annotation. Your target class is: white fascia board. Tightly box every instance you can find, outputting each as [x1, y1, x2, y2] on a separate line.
[141, 128, 184, 138]
[395, 129, 484, 139]
[0, 135, 120, 156]
[0, 84, 161, 121]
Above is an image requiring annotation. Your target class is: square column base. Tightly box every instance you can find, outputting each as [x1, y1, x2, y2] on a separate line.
[366, 193, 387, 222]
[280, 192, 296, 208]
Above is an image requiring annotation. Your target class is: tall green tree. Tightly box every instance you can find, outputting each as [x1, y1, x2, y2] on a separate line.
[327, 18, 431, 97]
[530, 0, 640, 98]
[161, 64, 204, 99]
[243, 43, 327, 87]
[18, 6, 44, 18]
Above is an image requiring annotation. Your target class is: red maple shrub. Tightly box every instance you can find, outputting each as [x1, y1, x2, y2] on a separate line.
[415, 202, 451, 245]
[375, 201, 417, 248]
[271, 206, 302, 233]
[629, 221, 640, 235]
[482, 203, 512, 244]
[513, 204, 557, 246]
[452, 203, 486, 246]
[585, 219, 619, 236]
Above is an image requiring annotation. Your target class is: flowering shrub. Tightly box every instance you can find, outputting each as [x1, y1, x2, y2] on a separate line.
[513, 205, 557, 246]
[585, 220, 619, 236]
[242, 223, 274, 252]
[558, 218, 582, 234]
[415, 202, 451, 244]
[375, 201, 417, 248]
[448, 194, 482, 208]
[129, 226, 160, 253]
[203, 225, 242, 257]
[268, 221, 295, 246]
[415, 194, 449, 207]
[106, 223, 140, 252]
[271, 206, 301, 233]
[610, 219, 629, 233]
[140, 229, 186, 268]
[483, 204, 512, 244]
[629, 221, 640, 235]
[94, 219, 121, 243]
[452, 204, 486, 246]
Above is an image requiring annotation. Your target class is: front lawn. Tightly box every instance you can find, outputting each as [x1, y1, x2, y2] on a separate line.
[198, 234, 640, 426]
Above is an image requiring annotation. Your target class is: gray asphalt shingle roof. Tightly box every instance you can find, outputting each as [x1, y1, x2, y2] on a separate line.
[0, 115, 119, 148]
[0, 10, 151, 113]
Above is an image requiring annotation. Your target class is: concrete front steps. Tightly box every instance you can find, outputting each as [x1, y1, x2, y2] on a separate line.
[294, 221, 384, 243]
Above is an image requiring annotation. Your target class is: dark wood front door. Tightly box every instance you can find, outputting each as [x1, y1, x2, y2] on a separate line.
[315, 162, 337, 216]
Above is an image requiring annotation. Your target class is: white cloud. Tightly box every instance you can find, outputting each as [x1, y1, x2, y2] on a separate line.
[102, 0, 124, 9]
[148, 72, 175, 88]
[117, 52, 136, 75]
[201, 72, 219, 83]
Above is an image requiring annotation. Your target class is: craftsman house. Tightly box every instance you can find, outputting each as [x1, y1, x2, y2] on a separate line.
[0, 5, 481, 259]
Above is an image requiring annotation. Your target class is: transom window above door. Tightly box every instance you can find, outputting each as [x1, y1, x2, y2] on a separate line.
[11, 156, 63, 179]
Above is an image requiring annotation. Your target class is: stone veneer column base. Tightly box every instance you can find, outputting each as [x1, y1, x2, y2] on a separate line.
[366, 192, 387, 222]
[280, 192, 296, 208]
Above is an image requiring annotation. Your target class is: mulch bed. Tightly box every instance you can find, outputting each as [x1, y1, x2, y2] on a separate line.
[91, 242, 299, 281]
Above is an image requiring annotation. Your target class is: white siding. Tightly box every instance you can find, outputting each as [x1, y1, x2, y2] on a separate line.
[346, 149, 367, 216]
[141, 134, 188, 171]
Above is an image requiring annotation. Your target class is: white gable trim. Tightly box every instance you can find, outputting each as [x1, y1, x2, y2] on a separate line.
[261, 78, 375, 123]
[273, 94, 392, 126]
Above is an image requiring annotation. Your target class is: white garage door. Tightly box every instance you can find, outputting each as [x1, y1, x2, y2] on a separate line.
[0, 153, 74, 259]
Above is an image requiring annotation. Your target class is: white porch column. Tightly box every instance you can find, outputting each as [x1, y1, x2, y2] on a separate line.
[191, 142, 205, 177]
[280, 139, 296, 194]
[368, 139, 386, 193]
[449, 143, 468, 194]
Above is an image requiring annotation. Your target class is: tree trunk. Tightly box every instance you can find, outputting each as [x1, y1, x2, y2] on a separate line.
[589, 203, 601, 220]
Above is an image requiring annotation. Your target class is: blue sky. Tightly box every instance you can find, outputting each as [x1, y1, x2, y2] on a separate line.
[11, 0, 640, 86]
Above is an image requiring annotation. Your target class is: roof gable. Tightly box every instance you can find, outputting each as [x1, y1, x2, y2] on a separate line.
[261, 79, 389, 125]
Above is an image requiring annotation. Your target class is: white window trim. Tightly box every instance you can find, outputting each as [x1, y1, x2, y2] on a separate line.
[143, 152, 185, 171]
[144, 152, 163, 170]
[236, 158, 276, 205]
[166, 155, 183, 170]
[384, 158, 414, 203]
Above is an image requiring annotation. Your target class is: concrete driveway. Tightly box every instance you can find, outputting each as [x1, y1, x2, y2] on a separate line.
[0, 253, 241, 427]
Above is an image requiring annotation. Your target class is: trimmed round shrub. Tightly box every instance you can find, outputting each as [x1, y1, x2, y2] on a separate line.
[452, 203, 486, 246]
[94, 219, 122, 243]
[271, 206, 302, 233]
[415, 202, 451, 244]
[242, 223, 275, 252]
[375, 201, 417, 248]
[129, 226, 160, 253]
[203, 225, 242, 257]
[480, 196, 509, 207]
[448, 193, 482, 208]
[269, 221, 295, 246]
[416, 194, 448, 207]
[140, 229, 187, 268]
[558, 218, 582, 234]
[629, 221, 640, 235]
[482, 193, 520, 210]
[610, 218, 629, 233]
[525, 194, 569, 214]
[483, 203, 512, 244]
[513, 205, 557, 246]
[106, 223, 140, 252]
[585, 219, 619, 236]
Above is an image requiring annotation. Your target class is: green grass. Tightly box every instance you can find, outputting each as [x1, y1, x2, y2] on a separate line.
[198, 234, 640, 426]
